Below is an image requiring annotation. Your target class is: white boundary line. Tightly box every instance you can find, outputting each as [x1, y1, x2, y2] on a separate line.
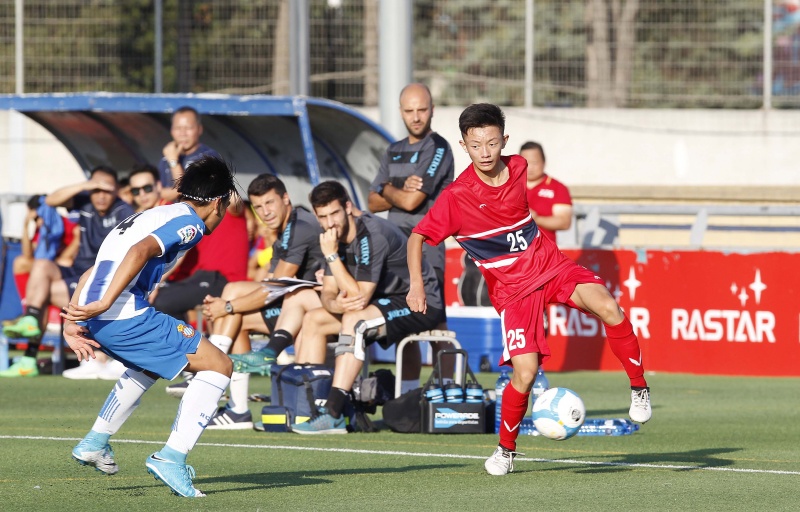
[2, 435, 799, 476]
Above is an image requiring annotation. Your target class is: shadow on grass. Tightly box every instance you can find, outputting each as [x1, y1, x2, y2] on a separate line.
[117, 463, 466, 495]
[533, 446, 743, 474]
[584, 404, 660, 418]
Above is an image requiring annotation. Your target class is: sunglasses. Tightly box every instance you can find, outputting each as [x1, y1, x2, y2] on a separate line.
[131, 184, 155, 196]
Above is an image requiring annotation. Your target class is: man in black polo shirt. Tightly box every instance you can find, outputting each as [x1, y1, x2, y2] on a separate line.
[182, 174, 325, 429]
[291, 181, 443, 434]
[368, 83, 455, 393]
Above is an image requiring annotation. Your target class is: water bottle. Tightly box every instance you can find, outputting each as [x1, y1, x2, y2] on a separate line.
[465, 382, 484, 404]
[577, 418, 640, 436]
[531, 367, 549, 405]
[519, 416, 539, 436]
[424, 381, 444, 403]
[444, 382, 464, 403]
[494, 369, 511, 434]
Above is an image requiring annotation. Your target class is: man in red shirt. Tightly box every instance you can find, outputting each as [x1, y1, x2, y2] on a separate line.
[520, 141, 572, 246]
[407, 103, 651, 476]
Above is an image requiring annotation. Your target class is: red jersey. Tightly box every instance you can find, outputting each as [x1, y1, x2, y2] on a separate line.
[526, 175, 572, 244]
[414, 155, 573, 310]
[169, 211, 249, 283]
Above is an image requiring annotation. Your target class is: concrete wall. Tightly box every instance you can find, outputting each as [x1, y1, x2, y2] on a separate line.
[1, 111, 84, 196]
[358, 106, 800, 191]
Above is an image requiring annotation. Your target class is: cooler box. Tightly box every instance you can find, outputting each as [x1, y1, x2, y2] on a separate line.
[445, 307, 503, 372]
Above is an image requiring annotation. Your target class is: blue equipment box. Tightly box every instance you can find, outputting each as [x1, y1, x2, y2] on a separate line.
[446, 307, 503, 372]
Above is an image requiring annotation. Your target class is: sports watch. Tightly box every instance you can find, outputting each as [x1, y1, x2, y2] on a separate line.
[224, 301, 234, 314]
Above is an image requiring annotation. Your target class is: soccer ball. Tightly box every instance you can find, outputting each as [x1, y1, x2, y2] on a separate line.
[532, 387, 586, 440]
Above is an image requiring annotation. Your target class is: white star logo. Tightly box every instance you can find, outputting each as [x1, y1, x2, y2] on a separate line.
[738, 287, 749, 307]
[730, 283, 738, 295]
[623, 267, 641, 301]
[748, 269, 766, 305]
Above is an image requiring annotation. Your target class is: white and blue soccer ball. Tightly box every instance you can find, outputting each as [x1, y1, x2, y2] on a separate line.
[532, 387, 586, 440]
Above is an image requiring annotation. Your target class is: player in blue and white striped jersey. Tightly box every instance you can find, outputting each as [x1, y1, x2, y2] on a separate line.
[61, 156, 238, 498]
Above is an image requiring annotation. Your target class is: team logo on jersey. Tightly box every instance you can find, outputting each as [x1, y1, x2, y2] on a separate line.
[280, 222, 292, 250]
[426, 147, 446, 177]
[177, 323, 195, 338]
[359, 237, 370, 265]
[177, 225, 199, 245]
[538, 189, 555, 199]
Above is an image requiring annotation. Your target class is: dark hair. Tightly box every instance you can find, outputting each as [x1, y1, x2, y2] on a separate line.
[172, 106, 201, 126]
[27, 194, 43, 210]
[89, 165, 118, 183]
[176, 156, 236, 206]
[309, 180, 350, 210]
[458, 103, 505, 136]
[247, 174, 286, 198]
[519, 141, 546, 163]
[128, 163, 160, 183]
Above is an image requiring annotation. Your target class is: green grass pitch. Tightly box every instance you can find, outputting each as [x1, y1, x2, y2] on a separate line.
[1, 366, 799, 511]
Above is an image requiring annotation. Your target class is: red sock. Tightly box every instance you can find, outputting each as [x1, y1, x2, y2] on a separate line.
[14, 273, 29, 301]
[499, 383, 530, 451]
[605, 315, 647, 388]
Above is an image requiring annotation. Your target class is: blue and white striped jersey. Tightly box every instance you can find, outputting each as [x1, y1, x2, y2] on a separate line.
[78, 202, 205, 320]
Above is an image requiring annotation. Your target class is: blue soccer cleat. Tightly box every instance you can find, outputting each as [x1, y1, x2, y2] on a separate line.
[72, 436, 119, 475]
[145, 453, 205, 498]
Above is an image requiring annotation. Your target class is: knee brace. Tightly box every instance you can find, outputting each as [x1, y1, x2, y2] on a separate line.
[335, 335, 355, 358]
[351, 317, 387, 361]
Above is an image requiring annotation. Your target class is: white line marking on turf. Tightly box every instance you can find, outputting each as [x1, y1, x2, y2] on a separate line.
[3, 435, 799, 476]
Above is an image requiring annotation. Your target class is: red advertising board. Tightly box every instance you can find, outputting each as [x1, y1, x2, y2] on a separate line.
[444, 247, 800, 377]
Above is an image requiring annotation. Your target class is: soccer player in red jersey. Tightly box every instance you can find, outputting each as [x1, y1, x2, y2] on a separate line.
[407, 103, 651, 476]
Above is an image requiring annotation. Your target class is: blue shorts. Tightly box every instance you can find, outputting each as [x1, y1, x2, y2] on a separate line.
[85, 308, 202, 380]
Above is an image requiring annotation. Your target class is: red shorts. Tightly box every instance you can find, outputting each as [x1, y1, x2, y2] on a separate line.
[499, 262, 603, 367]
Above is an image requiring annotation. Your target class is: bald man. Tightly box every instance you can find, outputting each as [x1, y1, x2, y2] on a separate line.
[368, 83, 455, 393]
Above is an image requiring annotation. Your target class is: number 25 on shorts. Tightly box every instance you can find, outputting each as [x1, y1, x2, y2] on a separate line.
[506, 328, 526, 350]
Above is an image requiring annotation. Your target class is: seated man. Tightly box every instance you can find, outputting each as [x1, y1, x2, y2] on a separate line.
[176, 174, 325, 430]
[1, 166, 135, 378]
[61, 163, 164, 380]
[290, 181, 443, 434]
[7, 194, 77, 303]
[128, 163, 164, 213]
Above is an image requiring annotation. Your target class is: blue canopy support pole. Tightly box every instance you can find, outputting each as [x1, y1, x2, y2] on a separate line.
[294, 97, 321, 186]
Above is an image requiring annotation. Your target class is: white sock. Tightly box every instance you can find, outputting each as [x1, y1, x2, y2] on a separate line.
[91, 369, 156, 435]
[400, 379, 420, 395]
[166, 370, 230, 454]
[208, 334, 233, 354]
[228, 371, 250, 414]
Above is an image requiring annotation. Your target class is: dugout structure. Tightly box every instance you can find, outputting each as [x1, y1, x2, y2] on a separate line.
[0, 93, 393, 209]
[0, 92, 392, 329]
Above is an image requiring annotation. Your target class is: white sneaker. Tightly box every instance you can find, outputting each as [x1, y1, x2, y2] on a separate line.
[63, 359, 105, 380]
[629, 387, 652, 423]
[98, 359, 127, 381]
[484, 446, 521, 476]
